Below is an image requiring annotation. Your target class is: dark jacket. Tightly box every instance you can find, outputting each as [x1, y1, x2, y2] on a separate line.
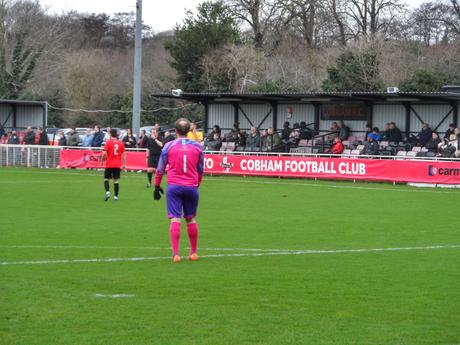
[163, 135, 175, 144]
[338, 126, 350, 141]
[91, 131, 104, 147]
[123, 135, 137, 148]
[138, 135, 148, 148]
[38, 132, 48, 145]
[146, 137, 162, 156]
[418, 128, 432, 146]
[385, 127, 402, 142]
[246, 133, 260, 148]
[7, 135, 19, 144]
[24, 131, 35, 145]
[425, 138, 441, 153]
[58, 136, 67, 146]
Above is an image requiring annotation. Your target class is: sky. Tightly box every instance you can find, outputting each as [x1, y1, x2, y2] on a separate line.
[40, 0, 428, 33]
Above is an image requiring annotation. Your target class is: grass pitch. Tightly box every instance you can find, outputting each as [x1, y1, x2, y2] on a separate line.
[0, 168, 459, 345]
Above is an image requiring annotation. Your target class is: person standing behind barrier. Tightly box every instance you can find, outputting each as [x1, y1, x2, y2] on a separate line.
[123, 128, 137, 149]
[246, 127, 260, 151]
[91, 125, 104, 147]
[8, 130, 19, 145]
[37, 127, 48, 168]
[24, 127, 35, 145]
[265, 127, 282, 152]
[138, 129, 148, 148]
[338, 121, 350, 141]
[187, 122, 203, 142]
[145, 129, 163, 188]
[82, 129, 93, 147]
[57, 131, 67, 146]
[163, 130, 175, 144]
[67, 128, 80, 146]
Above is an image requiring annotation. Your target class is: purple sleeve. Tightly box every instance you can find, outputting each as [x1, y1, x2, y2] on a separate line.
[154, 142, 171, 186]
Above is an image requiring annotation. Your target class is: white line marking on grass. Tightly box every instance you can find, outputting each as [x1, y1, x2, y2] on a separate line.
[1, 244, 459, 266]
[95, 293, 134, 298]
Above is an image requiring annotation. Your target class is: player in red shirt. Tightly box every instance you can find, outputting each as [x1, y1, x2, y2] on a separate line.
[101, 128, 126, 201]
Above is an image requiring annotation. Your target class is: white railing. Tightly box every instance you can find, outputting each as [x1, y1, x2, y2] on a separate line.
[0, 145, 146, 169]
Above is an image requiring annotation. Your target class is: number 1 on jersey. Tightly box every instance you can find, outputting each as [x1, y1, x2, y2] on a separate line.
[183, 154, 187, 173]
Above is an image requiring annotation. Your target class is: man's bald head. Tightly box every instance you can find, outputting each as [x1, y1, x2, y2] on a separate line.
[175, 118, 191, 137]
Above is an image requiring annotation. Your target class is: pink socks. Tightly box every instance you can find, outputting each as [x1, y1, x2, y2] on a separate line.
[187, 222, 198, 254]
[170, 221, 181, 256]
[170, 221, 199, 255]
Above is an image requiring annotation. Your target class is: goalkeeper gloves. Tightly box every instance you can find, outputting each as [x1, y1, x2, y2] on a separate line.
[153, 186, 164, 200]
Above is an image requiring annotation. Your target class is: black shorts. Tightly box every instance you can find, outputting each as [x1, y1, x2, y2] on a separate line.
[148, 156, 160, 168]
[104, 168, 121, 180]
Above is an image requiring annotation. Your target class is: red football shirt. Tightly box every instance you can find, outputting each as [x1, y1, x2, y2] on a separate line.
[103, 138, 126, 168]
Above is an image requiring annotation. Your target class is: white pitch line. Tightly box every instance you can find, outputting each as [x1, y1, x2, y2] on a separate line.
[95, 293, 134, 298]
[1, 244, 459, 266]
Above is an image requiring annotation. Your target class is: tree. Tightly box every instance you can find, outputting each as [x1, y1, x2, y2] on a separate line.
[400, 69, 449, 91]
[165, 1, 240, 92]
[321, 49, 383, 91]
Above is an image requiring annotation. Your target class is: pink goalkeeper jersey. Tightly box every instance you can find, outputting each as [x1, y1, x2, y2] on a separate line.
[155, 138, 204, 187]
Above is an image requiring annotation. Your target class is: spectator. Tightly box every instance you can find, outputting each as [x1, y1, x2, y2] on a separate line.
[37, 127, 48, 145]
[331, 137, 344, 154]
[417, 123, 432, 147]
[104, 127, 111, 142]
[281, 121, 291, 142]
[0, 126, 4, 138]
[24, 126, 35, 145]
[206, 125, 221, 141]
[425, 132, 441, 154]
[364, 123, 372, 141]
[205, 133, 222, 151]
[67, 128, 80, 146]
[122, 128, 137, 149]
[338, 120, 350, 141]
[224, 122, 240, 142]
[82, 129, 93, 147]
[385, 122, 403, 143]
[138, 129, 148, 148]
[364, 135, 380, 155]
[299, 121, 313, 140]
[368, 127, 382, 142]
[288, 123, 300, 146]
[265, 127, 281, 151]
[7, 130, 19, 144]
[187, 122, 203, 142]
[444, 123, 457, 141]
[237, 130, 247, 147]
[153, 123, 163, 138]
[382, 123, 390, 140]
[1, 132, 8, 144]
[163, 130, 175, 144]
[91, 125, 104, 147]
[57, 131, 67, 146]
[260, 129, 268, 147]
[246, 127, 260, 151]
[328, 122, 339, 140]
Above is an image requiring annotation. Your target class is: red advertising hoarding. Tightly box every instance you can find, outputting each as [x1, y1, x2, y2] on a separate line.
[59, 150, 460, 184]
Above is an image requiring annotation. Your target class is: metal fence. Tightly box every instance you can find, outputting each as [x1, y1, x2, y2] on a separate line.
[0, 145, 147, 169]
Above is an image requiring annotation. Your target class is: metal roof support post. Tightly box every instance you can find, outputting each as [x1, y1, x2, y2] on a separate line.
[271, 101, 277, 130]
[404, 102, 411, 139]
[232, 103, 239, 126]
[453, 102, 458, 126]
[42, 103, 48, 128]
[367, 102, 373, 128]
[313, 102, 320, 136]
[204, 102, 209, 133]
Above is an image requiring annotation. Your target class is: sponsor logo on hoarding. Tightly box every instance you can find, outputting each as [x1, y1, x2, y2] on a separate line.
[428, 165, 460, 176]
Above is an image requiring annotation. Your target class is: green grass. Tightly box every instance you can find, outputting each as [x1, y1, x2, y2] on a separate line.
[0, 168, 459, 345]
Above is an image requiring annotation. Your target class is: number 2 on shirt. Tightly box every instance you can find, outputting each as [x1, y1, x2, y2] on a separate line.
[114, 144, 119, 155]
